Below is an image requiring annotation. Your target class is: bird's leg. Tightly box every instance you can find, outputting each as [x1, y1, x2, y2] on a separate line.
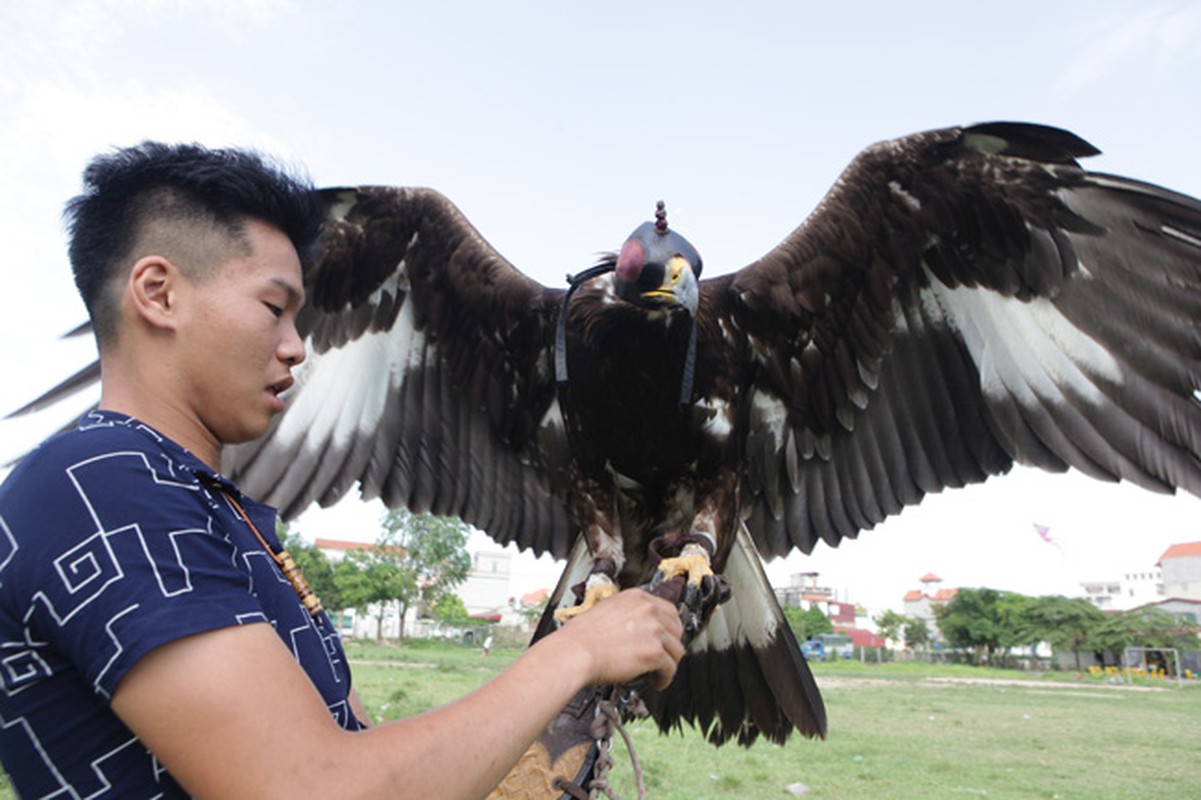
[554, 518, 624, 624]
[553, 556, 620, 624]
[645, 529, 730, 642]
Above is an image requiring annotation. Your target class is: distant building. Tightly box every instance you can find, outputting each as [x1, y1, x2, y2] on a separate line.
[902, 573, 957, 644]
[1136, 597, 1201, 626]
[1079, 579, 1123, 611]
[775, 572, 858, 621]
[459, 550, 511, 617]
[1159, 542, 1201, 600]
[513, 587, 549, 612]
[1078, 540, 1201, 612]
[314, 538, 370, 561]
[775, 572, 882, 648]
[1080, 568, 1162, 611]
[775, 571, 833, 608]
[839, 627, 886, 649]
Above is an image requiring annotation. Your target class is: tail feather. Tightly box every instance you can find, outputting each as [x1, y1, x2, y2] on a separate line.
[642, 524, 827, 744]
[758, 600, 827, 739]
[531, 525, 827, 746]
[531, 536, 593, 643]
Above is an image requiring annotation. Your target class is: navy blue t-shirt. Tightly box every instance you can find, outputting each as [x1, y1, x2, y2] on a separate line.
[0, 411, 361, 798]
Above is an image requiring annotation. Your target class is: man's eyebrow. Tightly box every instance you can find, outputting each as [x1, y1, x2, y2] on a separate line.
[269, 277, 305, 306]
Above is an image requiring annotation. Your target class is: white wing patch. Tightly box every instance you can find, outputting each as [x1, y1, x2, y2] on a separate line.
[749, 391, 788, 449]
[237, 298, 428, 506]
[921, 265, 1122, 407]
[289, 299, 425, 449]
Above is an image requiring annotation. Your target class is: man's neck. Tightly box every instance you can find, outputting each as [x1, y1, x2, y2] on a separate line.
[99, 383, 222, 471]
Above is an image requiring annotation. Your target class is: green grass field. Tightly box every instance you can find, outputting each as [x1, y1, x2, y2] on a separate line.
[347, 642, 1201, 799]
[4, 641, 1197, 798]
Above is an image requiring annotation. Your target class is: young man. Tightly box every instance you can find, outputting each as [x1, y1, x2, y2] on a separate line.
[0, 143, 684, 798]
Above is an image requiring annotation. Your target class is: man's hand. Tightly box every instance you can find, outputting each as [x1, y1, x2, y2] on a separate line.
[548, 587, 685, 690]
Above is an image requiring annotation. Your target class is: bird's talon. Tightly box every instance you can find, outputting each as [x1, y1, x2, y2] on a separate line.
[683, 581, 699, 611]
[553, 574, 619, 624]
[654, 542, 715, 588]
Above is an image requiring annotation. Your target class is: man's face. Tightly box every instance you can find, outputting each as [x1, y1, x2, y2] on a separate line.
[175, 219, 306, 449]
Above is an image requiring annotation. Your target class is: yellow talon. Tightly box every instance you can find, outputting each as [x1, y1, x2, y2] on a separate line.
[656, 542, 714, 587]
[553, 576, 619, 623]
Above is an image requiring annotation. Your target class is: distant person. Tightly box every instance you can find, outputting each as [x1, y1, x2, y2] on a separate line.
[0, 141, 684, 798]
[483, 633, 494, 657]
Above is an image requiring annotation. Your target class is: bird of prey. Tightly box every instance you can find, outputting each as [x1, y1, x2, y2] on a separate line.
[17, 121, 1201, 746]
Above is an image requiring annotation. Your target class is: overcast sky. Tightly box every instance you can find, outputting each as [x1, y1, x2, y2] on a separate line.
[1, 0, 1199, 611]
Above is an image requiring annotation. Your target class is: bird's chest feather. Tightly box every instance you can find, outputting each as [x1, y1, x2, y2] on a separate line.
[561, 310, 734, 494]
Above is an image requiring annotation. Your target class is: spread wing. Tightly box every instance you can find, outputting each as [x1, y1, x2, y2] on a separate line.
[224, 187, 578, 557]
[715, 122, 1201, 558]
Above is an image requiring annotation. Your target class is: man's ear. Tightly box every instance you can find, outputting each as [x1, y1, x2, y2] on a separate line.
[127, 255, 180, 329]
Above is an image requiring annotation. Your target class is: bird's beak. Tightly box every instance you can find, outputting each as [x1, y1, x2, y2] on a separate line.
[641, 255, 690, 303]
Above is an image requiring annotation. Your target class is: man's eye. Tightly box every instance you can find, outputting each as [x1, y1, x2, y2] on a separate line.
[265, 303, 284, 318]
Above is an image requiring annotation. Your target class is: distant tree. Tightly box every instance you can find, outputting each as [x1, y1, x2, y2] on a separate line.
[335, 546, 410, 641]
[935, 588, 1030, 666]
[432, 593, 474, 629]
[995, 592, 1034, 666]
[521, 596, 549, 625]
[903, 617, 931, 652]
[784, 605, 833, 644]
[873, 609, 908, 648]
[276, 520, 343, 612]
[1094, 607, 1201, 660]
[1020, 595, 1106, 670]
[336, 509, 472, 640]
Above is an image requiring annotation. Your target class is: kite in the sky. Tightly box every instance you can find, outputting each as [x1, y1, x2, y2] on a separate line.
[18, 121, 1201, 747]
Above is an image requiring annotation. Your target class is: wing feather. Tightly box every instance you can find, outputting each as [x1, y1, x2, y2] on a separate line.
[717, 122, 1201, 558]
[225, 187, 577, 557]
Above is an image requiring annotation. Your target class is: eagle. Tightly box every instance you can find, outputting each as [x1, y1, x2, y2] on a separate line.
[16, 121, 1201, 747]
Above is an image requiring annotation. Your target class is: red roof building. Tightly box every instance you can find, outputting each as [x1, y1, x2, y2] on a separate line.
[837, 627, 886, 649]
[1159, 541, 1201, 601]
[902, 577, 960, 646]
[1159, 541, 1201, 562]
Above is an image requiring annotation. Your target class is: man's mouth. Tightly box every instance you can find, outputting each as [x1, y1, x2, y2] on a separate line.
[267, 377, 294, 410]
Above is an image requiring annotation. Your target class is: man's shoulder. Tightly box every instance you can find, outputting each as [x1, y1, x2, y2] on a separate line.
[11, 419, 155, 475]
[0, 415, 200, 514]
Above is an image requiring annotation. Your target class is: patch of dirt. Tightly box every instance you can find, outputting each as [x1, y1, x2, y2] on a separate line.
[816, 674, 1166, 692]
[922, 676, 1166, 692]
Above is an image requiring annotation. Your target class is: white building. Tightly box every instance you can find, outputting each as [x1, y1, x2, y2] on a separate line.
[459, 550, 512, 617]
[1159, 542, 1201, 600]
[314, 540, 515, 639]
[1079, 540, 1201, 611]
[1079, 568, 1162, 611]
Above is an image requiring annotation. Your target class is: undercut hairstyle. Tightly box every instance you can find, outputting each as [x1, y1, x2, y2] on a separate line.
[63, 141, 325, 346]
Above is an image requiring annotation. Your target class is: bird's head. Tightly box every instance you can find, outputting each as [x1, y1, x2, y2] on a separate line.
[612, 203, 702, 316]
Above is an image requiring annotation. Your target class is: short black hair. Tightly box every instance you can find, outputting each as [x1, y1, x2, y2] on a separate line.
[64, 141, 324, 344]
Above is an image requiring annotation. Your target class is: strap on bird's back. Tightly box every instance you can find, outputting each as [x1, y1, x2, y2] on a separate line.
[555, 263, 616, 385]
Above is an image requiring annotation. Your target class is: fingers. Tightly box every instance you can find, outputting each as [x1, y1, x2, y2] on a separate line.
[638, 591, 686, 690]
[647, 621, 686, 690]
[556, 588, 686, 688]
